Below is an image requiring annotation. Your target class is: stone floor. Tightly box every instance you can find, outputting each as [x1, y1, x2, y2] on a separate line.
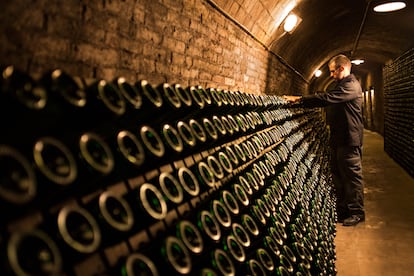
[334, 130, 414, 276]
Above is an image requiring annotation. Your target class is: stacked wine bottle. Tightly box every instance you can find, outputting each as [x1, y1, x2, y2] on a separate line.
[0, 65, 337, 275]
[383, 53, 414, 178]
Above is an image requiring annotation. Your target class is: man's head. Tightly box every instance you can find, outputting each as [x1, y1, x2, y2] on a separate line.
[328, 54, 351, 81]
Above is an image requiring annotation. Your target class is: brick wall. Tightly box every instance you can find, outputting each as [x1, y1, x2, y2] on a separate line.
[0, 0, 306, 95]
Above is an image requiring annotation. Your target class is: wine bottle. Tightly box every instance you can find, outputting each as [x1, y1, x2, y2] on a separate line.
[0, 145, 37, 220]
[139, 125, 165, 166]
[219, 115, 235, 137]
[176, 120, 197, 150]
[297, 261, 313, 276]
[201, 117, 219, 145]
[246, 258, 267, 276]
[263, 234, 281, 261]
[234, 143, 249, 165]
[133, 80, 164, 124]
[211, 115, 227, 139]
[0, 65, 48, 143]
[31, 136, 78, 204]
[206, 88, 223, 112]
[39, 68, 88, 132]
[220, 190, 240, 216]
[1, 135, 78, 221]
[112, 129, 146, 180]
[4, 229, 63, 276]
[186, 85, 208, 117]
[210, 248, 235, 276]
[189, 160, 216, 193]
[158, 171, 185, 211]
[156, 82, 186, 121]
[240, 213, 261, 248]
[268, 222, 286, 248]
[113, 77, 142, 110]
[281, 245, 297, 271]
[176, 219, 204, 256]
[158, 82, 182, 108]
[174, 84, 192, 109]
[128, 183, 168, 230]
[224, 146, 239, 167]
[231, 183, 250, 211]
[161, 123, 184, 156]
[112, 77, 143, 128]
[177, 166, 201, 200]
[76, 131, 115, 192]
[233, 114, 248, 134]
[223, 234, 246, 263]
[250, 165, 265, 190]
[229, 90, 244, 111]
[216, 150, 234, 177]
[160, 236, 193, 274]
[245, 171, 260, 193]
[211, 199, 232, 231]
[85, 190, 134, 246]
[206, 155, 225, 181]
[41, 204, 102, 265]
[230, 222, 251, 248]
[291, 242, 313, 272]
[238, 175, 253, 197]
[225, 114, 240, 135]
[278, 253, 294, 274]
[250, 204, 267, 233]
[197, 210, 222, 245]
[197, 266, 219, 275]
[117, 253, 159, 276]
[188, 118, 208, 144]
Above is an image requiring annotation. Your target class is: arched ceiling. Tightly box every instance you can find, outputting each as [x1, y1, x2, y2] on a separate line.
[213, 0, 414, 85]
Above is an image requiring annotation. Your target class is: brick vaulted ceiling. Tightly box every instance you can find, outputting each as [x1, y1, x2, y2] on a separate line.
[212, 0, 414, 82]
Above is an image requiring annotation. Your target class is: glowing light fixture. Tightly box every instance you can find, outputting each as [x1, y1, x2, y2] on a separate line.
[351, 59, 365, 65]
[373, 1, 406, 12]
[284, 14, 299, 32]
[314, 70, 322, 78]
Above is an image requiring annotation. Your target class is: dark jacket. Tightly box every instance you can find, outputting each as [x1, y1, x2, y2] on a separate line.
[301, 74, 363, 147]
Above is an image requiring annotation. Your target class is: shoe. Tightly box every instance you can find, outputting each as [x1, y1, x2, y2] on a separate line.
[342, 215, 364, 226]
[336, 212, 350, 223]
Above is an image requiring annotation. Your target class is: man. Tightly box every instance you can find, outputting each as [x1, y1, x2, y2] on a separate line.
[283, 54, 365, 226]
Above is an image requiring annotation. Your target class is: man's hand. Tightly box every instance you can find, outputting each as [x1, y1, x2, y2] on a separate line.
[282, 95, 302, 104]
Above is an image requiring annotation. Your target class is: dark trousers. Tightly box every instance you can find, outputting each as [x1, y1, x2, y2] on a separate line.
[330, 145, 365, 218]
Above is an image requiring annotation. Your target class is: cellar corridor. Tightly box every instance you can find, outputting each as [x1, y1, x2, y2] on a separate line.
[335, 130, 414, 276]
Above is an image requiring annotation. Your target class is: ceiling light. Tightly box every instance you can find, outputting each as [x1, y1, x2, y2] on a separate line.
[314, 70, 322, 77]
[284, 14, 299, 32]
[373, 1, 406, 12]
[351, 59, 365, 65]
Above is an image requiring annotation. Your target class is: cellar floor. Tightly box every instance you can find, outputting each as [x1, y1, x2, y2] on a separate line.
[335, 130, 414, 276]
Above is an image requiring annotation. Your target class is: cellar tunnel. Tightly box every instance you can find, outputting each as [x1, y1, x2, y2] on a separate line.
[0, 0, 413, 275]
